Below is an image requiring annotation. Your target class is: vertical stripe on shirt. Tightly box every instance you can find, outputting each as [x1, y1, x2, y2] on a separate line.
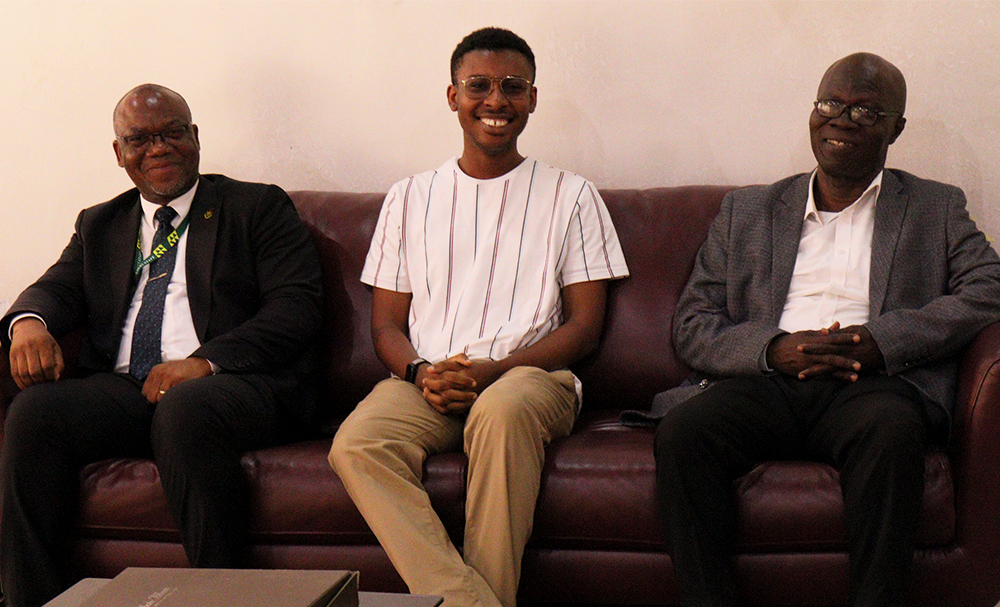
[414, 172, 439, 355]
[372, 190, 399, 290]
[400, 178, 414, 291]
[479, 179, 510, 338]
[421, 172, 438, 306]
[490, 324, 506, 358]
[474, 184, 480, 261]
[493, 161, 538, 359]
[531, 171, 565, 328]
[552, 180, 589, 277]
[508, 161, 537, 321]
[586, 183, 616, 276]
[565, 204, 588, 282]
[443, 171, 459, 329]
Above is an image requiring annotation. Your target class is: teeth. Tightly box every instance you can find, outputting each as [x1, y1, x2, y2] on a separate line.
[481, 117, 509, 127]
[828, 139, 848, 147]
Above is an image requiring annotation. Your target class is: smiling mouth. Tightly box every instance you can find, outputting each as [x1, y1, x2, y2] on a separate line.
[480, 117, 510, 128]
[825, 138, 854, 148]
[145, 163, 180, 173]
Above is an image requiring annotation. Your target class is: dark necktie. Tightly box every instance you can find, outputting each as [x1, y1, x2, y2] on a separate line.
[129, 206, 180, 379]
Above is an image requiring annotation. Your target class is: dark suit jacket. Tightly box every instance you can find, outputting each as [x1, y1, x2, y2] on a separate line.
[663, 169, 1000, 433]
[1, 174, 323, 422]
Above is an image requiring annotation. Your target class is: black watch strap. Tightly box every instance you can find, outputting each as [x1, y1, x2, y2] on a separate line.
[405, 358, 429, 383]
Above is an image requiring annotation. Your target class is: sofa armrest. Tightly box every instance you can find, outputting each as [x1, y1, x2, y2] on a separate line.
[951, 321, 1000, 558]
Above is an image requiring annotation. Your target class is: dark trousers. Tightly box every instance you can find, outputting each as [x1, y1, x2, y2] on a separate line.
[0, 372, 286, 607]
[654, 375, 929, 607]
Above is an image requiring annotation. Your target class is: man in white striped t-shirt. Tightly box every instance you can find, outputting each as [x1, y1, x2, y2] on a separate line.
[329, 27, 628, 607]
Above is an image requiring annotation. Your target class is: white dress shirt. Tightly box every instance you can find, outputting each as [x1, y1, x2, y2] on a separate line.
[113, 183, 203, 373]
[778, 170, 883, 333]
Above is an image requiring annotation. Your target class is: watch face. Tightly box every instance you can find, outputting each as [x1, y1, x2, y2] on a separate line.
[406, 358, 427, 383]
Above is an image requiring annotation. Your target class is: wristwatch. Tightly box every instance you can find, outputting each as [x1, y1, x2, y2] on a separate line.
[404, 358, 429, 384]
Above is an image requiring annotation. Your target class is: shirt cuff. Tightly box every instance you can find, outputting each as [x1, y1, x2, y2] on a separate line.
[759, 333, 785, 374]
[8, 313, 46, 341]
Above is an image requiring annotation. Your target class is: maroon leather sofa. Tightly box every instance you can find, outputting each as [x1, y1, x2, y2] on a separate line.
[2, 187, 1000, 606]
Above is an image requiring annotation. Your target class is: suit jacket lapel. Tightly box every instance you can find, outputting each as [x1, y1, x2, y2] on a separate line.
[109, 193, 143, 337]
[869, 170, 906, 316]
[185, 176, 219, 340]
[770, 175, 810, 324]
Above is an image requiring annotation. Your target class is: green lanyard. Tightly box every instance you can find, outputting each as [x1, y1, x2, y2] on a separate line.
[133, 214, 192, 276]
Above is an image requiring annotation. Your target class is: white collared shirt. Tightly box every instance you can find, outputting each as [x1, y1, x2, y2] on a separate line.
[113, 182, 203, 373]
[777, 170, 883, 333]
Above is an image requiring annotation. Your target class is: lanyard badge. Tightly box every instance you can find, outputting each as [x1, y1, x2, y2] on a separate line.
[133, 214, 192, 276]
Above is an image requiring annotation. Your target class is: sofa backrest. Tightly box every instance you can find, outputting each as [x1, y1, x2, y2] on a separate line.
[290, 186, 733, 422]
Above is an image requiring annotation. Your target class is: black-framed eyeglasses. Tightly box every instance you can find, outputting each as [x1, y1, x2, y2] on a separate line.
[458, 76, 533, 100]
[814, 100, 901, 127]
[117, 124, 192, 150]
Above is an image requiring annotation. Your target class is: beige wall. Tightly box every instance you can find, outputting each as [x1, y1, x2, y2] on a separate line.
[2, 0, 999, 309]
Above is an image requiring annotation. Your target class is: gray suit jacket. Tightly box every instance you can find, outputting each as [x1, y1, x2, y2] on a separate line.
[634, 170, 1000, 431]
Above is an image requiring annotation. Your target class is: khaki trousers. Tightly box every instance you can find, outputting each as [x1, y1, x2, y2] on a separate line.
[328, 366, 578, 607]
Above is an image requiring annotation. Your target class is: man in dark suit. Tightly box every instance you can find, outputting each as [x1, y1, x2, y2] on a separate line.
[654, 54, 1000, 606]
[0, 84, 322, 607]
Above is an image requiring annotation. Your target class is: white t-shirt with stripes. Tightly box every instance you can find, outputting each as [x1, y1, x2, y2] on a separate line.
[361, 157, 629, 366]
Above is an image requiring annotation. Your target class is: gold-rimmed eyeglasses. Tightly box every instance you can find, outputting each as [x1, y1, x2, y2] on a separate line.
[458, 76, 533, 100]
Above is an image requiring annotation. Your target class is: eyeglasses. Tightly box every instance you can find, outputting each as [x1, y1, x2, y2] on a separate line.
[458, 76, 533, 100]
[117, 124, 192, 150]
[814, 100, 901, 127]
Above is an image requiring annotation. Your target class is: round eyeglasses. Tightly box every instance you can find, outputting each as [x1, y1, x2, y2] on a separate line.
[814, 100, 901, 127]
[458, 76, 533, 100]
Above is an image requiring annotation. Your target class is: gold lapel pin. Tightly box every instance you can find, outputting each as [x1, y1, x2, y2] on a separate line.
[204, 209, 214, 219]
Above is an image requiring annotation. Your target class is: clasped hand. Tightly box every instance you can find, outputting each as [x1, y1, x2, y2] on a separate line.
[420, 353, 500, 415]
[766, 322, 885, 381]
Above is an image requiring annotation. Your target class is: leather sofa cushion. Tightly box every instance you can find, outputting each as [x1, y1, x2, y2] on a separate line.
[76, 412, 955, 551]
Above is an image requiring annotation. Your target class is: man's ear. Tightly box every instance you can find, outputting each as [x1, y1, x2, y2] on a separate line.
[113, 139, 125, 167]
[447, 84, 459, 111]
[889, 116, 906, 144]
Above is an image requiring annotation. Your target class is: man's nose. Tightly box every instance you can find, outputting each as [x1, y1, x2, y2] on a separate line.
[830, 109, 859, 128]
[147, 134, 172, 152]
[483, 82, 509, 106]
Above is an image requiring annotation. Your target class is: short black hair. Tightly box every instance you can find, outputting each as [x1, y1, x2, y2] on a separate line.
[450, 27, 536, 84]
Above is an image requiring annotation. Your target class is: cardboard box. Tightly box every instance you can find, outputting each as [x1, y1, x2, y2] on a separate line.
[76, 568, 358, 607]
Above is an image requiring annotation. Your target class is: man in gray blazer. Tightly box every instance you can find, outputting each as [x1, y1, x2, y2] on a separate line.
[655, 53, 1000, 606]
